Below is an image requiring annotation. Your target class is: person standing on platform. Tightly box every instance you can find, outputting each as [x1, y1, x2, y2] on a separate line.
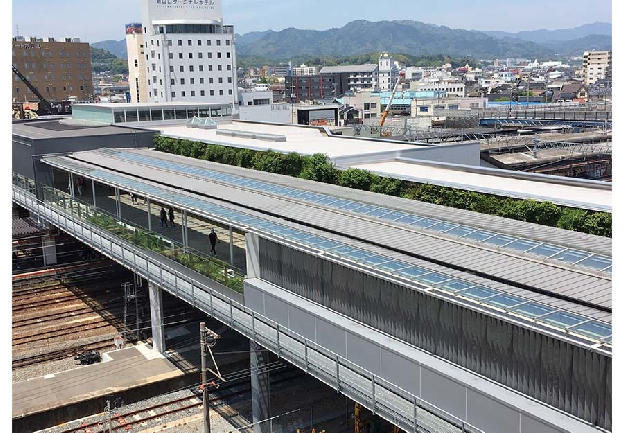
[168, 206, 175, 227]
[76, 176, 83, 195]
[160, 207, 167, 228]
[209, 228, 218, 255]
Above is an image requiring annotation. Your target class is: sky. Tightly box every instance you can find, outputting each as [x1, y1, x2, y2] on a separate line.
[11, 0, 613, 43]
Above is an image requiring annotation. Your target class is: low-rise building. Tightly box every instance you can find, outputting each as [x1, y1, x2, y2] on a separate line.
[410, 80, 465, 97]
[239, 89, 272, 107]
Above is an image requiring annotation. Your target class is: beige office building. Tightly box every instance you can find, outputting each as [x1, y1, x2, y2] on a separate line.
[125, 23, 148, 103]
[12, 36, 92, 103]
[583, 50, 611, 85]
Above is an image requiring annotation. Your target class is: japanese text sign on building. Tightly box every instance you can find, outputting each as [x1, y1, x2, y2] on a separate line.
[156, 0, 216, 8]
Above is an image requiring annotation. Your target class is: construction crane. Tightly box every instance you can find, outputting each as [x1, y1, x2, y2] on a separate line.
[12, 64, 58, 116]
[379, 71, 406, 129]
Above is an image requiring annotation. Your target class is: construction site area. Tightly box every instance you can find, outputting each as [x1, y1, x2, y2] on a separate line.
[341, 106, 612, 181]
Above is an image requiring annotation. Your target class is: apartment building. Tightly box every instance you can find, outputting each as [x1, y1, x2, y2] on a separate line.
[139, 0, 238, 106]
[410, 80, 466, 97]
[284, 74, 340, 102]
[12, 36, 92, 103]
[378, 52, 399, 91]
[125, 23, 148, 103]
[319, 64, 378, 92]
[583, 50, 612, 85]
[291, 64, 317, 76]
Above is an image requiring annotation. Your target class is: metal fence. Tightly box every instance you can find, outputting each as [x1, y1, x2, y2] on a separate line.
[12, 175, 483, 433]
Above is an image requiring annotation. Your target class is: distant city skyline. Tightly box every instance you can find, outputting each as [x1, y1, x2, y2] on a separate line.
[12, 0, 612, 43]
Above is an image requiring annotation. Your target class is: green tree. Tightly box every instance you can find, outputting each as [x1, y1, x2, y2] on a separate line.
[151, 134, 612, 238]
[370, 177, 403, 196]
[252, 150, 286, 173]
[236, 149, 256, 168]
[557, 208, 589, 232]
[282, 152, 304, 177]
[338, 168, 376, 191]
[300, 154, 337, 184]
[111, 59, 129, 75]
[517, 200, 562, 226]
[582, 212, 612, 237]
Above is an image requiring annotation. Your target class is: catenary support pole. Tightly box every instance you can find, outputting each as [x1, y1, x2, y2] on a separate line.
[251, 341, 271, 433]
[200, 322, 211, 433]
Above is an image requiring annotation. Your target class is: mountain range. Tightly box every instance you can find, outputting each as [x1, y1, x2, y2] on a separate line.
[91, 20, 611, 61]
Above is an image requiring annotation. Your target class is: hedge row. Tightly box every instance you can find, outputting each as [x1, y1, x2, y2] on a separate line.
[153, 135, 611, 238]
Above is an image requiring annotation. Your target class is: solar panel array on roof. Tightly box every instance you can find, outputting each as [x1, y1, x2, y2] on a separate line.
[102, 149, 611, 273]
[41, 156, 613, 348]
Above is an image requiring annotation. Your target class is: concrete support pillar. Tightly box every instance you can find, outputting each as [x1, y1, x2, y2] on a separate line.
[41, 234, 57, 266]
[115, 187, 121, 220]
[182, 210, 188, 251]
[229, 226, 234, 266]
[92, 179, 97, 208]
[245, 232, 260, 278]
[147, 198, 152, 232]
[69, 173, 75, 198]
[148, 282, 165, 354]
[251, 341, 271, 433]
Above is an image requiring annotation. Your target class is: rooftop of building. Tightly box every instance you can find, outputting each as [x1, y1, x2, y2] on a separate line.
[79, 102, 232, 109]
[350, 159, 611, 212]
[148, 120, 441, 158]
[319, 64, 378, 74]
[12, 36, 85, 43]
[142, 119, 610, 212]
[12, 118, 144, 140]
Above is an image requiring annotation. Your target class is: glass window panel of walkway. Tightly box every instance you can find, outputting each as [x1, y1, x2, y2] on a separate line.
[47, 166, 246, 293]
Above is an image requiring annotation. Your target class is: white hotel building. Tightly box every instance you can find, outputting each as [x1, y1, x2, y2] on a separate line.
[139, 0, 238, 107]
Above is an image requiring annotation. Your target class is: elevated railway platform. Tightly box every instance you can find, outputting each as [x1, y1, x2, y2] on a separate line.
[11, 145, 611, 433]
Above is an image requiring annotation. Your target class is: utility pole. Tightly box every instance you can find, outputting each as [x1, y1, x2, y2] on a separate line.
[200, 322, 211, 433]
[104, 400, 112, 433]
[123, 282, 130, 341]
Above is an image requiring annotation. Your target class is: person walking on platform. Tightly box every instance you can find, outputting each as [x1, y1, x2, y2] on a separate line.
[168, 206, 175, 228]
[160, 207, 168, 228]
[209, 228, 218, 255]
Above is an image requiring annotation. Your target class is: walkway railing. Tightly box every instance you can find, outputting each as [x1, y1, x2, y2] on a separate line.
[12, 175, 484, 433]
[17, 173, 245, 293]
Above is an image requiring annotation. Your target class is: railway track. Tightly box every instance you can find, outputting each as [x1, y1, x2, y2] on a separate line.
[12, 304, 123, 328]
[12, 312, 201, 369]
[57, 364, 303, 433]
[12, 260, 117, 286]
[13, 322, 116, 348]
[13, 293, 90, 311]
[12, 339, 119, 369]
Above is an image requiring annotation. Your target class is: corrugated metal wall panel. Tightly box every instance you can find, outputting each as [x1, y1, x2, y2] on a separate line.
[258, 238, 611, 430]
